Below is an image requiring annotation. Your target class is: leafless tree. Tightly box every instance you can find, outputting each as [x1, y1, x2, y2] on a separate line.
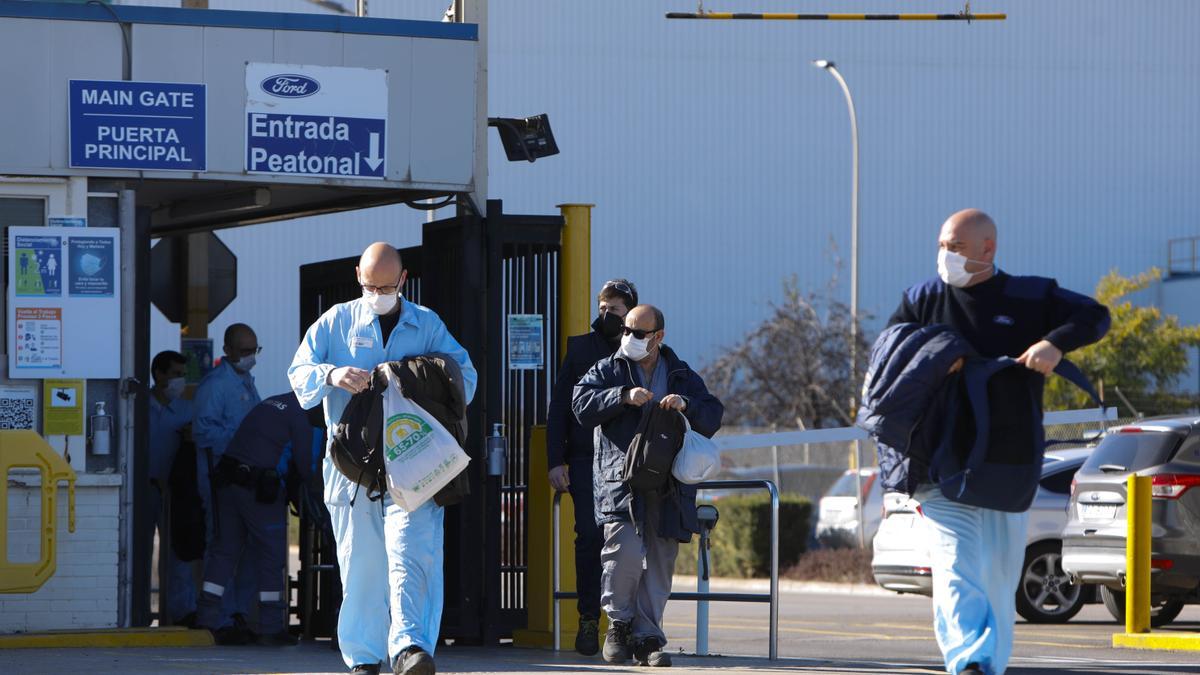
[704, 276, 869, 429]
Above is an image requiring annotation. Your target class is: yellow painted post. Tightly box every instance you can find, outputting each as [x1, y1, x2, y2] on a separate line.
[512, 426, 554, 647]
[513, 203, 593, 649]
[0, 431, 77, 594]
[1125, 474, 1152, 634]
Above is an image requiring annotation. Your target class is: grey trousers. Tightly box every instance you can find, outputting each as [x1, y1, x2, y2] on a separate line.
[600, 494, 679, 644]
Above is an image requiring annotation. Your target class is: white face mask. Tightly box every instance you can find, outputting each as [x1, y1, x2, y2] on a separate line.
[619, 333, 653, 362]
[938, 249, 990, 288]
[164, 377, 186, 400]
[233, 355, 256, 372]
[363, 289, 399, 315]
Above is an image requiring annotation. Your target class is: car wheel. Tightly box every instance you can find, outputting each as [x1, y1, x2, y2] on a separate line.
[1099, 586, 1187, 628]
[1015, 541, 1086, 623]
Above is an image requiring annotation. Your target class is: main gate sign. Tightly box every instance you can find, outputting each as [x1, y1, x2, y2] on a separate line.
[245, 63, 387, 180]
[68, 80, 207, 171]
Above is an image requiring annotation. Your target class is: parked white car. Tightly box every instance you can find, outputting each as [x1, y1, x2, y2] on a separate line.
[815, 468, 883, 548]
[871, 446, 1099, 623]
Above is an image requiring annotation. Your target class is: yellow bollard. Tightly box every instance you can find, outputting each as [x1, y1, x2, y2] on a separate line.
[1125, 474, 1152, 634]
[0, 431, 77, 594]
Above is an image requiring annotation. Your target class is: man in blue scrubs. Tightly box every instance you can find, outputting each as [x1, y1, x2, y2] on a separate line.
[289, 243, 476, 675]
[193, 323, 263, 639]
[148, 350, 196, 626]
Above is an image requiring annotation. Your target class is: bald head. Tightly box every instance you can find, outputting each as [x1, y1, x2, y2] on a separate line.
[945, 209, 996, 242]
[938, 209, 997, 285]
[223, 323, 258, 369]
[357, 242, 405, 291]
[625, 305, 664, 332]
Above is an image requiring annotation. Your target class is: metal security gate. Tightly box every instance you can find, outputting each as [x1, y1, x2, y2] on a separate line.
[294, 201, 562, 644]
[486, 201, 563, 632]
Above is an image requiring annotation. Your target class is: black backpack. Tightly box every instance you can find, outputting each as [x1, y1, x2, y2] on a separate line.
[622, 404, 686, 493]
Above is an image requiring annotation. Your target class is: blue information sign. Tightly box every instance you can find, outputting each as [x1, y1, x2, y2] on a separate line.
[69, 80, 206, 172]
[245, 113, 386, 179]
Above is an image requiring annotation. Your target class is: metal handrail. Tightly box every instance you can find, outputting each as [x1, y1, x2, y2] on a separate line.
[552, 479, 779, 660]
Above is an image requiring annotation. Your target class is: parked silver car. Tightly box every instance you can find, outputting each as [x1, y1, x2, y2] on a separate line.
[872, 446, 1098, 623]
[815, 468, 883, 549]
[1061, 417, 1200, 627]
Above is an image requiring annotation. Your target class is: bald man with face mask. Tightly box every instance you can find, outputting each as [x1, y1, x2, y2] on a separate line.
[290, 243, 477, 675]
[889, 209, 1110, 675]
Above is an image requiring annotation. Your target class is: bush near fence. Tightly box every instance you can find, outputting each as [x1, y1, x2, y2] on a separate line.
[675, 493, 811, 578]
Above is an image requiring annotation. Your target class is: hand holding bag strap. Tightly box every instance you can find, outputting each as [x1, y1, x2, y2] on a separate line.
[1052, 358, 1104, 408]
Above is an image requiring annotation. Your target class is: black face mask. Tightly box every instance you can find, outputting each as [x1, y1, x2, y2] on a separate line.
[597, 310, 624, 339]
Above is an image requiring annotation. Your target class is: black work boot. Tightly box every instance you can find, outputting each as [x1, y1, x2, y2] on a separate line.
[350, 664, 381, 675]
[602, 620, 633, 664]
[393, 646, 436, 675]
[211, 625, 248, 646]
[633, 636, 672, 667]
[231, 612, 257, 644]
[960, 664, 985, 675]
[254, 629, 299, 647]
[575, 616, 600, 656]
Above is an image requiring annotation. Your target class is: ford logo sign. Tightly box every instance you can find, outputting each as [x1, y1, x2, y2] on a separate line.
[261, 74, 320, 98]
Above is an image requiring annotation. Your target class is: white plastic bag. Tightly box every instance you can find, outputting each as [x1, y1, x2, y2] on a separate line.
[382, 367, 471, 511]
[671, 414, 720, 485]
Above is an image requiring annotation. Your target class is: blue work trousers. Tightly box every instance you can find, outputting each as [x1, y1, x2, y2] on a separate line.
[327, 481, 445, 669]
[197, 482, 289, 635]
[198, 448, 258, 627]
[568, 456, 603, 620]
[917, 487, 1029, 675]
[148, 487, 196, 623]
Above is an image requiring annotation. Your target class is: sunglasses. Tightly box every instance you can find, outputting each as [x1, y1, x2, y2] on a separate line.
[622, 326, 659, 340]
[602, 280, 634, 297]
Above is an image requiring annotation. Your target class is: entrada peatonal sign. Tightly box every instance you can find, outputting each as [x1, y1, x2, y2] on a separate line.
[244, 63, 387, 180]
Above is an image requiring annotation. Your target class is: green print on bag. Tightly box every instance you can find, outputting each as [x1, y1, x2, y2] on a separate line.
[384, 413, 434, 462]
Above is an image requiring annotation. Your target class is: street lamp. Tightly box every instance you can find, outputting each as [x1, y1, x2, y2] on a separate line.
[812, 59, 859, 390]
[814, 58, 865, 548]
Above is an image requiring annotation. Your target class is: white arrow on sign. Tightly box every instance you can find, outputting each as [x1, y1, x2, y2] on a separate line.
[364, 132, 384, 171]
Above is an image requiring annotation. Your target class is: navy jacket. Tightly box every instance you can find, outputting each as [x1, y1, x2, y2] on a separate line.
[857, 323, 972, 494]
[881, 272, 1110, 493]
[225, 392, 315, 481]
[571, 345, 724, 541]
[547, 318, 620, 466]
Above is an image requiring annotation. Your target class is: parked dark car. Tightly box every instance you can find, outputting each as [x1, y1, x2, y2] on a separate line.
[1062, 417, 1200, 627]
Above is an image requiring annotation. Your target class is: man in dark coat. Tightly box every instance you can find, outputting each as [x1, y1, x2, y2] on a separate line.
[545, 279, 637, 655]
[572, 305, 724, 668]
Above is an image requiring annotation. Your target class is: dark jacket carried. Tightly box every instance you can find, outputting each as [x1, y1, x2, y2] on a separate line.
[330, 354, 470, 507]
[547, 319, 619, 466]
[571, 345, 724, 542]
[862, 266, 1112, 511]
[856, 323, 971, 495]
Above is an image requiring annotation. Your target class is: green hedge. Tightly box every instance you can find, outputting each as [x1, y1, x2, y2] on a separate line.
[674, 493, 812, 578]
